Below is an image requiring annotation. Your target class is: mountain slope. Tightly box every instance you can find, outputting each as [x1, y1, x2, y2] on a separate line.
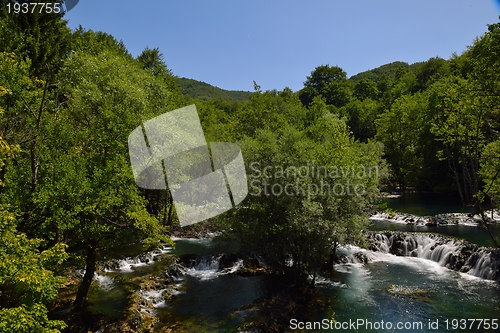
[349, 61, 416, 82]
[177, 77, 252, 102]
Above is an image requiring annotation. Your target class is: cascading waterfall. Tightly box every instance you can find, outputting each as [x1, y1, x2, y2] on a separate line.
[105, 245, 173, 273]
[180, 254, 245, 280]
[466, 250, 498, 280]
[367, 232, 500, 282]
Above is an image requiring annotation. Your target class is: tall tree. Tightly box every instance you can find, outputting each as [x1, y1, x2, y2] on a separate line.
[35, 49, 176, 310]
[0, 90, 68, 332]
[0, 0, 71, 78]
[429, 77, 484, 206]
[137, 46, 172, 77]
[376, 93, 427, 191]
[300, 65, 352, 108]
[216, 95, 382, 283]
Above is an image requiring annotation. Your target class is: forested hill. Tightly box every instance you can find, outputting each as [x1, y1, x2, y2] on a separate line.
[349, 61, 422, 82]
[177, 77, 253, 102]
[179, 61, 426, 100]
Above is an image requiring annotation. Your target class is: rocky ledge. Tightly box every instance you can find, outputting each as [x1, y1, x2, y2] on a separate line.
[370, 209, 500, 227]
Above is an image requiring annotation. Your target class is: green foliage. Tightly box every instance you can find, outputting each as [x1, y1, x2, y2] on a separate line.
[41, 49, 174, 246]
[0, 133, 67, 332]
[70, 27, 131, 58]
[428, 76, 486, 204]
[479, 141, 500, 206]
[0, 0, 71, 78]
[339, 98, 380, 142]
[376, 92, 427, 189]
[177, 78, 252, 102]
[413, 57, 449, 92]
[353, 78, 379, 101]
[300, 65, 352, 108]
[137, 46, 172, 77]
[349, 61, 411, 83]
[216, 93, 383, 281]
[304, 65, 347, 91]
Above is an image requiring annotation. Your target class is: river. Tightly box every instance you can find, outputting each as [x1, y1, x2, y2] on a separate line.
[82, 205, 500, 332]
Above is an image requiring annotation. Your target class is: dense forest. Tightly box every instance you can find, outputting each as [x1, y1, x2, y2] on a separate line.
[1, 1, 500, 331]
[176, 77, 252, 102]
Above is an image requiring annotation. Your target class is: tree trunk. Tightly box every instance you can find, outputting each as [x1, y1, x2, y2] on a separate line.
[166, 191, 174, 226]
[73, 243, 97, 310]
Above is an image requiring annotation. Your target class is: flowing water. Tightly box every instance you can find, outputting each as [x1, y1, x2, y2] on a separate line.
[83, 216, 500, 332]
[316, 250, 500, 333]
[382, 192, 475, 216]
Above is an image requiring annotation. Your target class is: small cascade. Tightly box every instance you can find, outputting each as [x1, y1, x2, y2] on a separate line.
[370, 209, 500, 226]
[192, 255, 220, 271]
[104, 245, 173, 273]
[179, 253, 258, 280]
[140, 289, 168, 310]
[95, 273, 114, 291]
[370, 233, 392, 253]
[181, 254, 224, 280]
[367, 231, 500, 282]
[465, 250, 500, 280]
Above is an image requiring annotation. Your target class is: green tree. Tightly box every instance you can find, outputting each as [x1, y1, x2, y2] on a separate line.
[35, 49, 176, 310]
[0, 208, 68, 333]
[339, 98, 380, 142]
[477, 141, 500, 247]
[413, 57, 449, 92]
[300, 65, 352, 107]
[353, 78, 379, 101]
[216, 95, 382, 283]
[0, 0, 71, 78]
[137, 46, 172, 77]
[376, 93, 427, 190]
[0, 52, 60, 235]
[429, 77, 485, 206]
[0, 89, 68, 332]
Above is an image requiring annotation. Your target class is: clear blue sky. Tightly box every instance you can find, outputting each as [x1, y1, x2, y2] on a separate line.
[64, 1, 500, 92]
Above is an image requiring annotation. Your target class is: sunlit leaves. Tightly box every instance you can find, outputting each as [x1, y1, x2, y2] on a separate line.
[0, 207, 68, 332]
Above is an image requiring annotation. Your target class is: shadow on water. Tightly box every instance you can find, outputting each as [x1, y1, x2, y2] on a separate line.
[80, 221, 500, 332]
[382, 192, 476, 216]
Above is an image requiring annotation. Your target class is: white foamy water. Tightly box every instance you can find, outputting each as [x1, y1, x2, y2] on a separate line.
[108, 245, 173, 273]
[181, 256, 244, 281]
[140, 288, 168, 309]
[95, 273, 114, 291]
[182, 255, 221, 280]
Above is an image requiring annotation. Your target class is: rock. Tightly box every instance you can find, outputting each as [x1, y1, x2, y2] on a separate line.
[219, 252, 239, 269]
[387, 284, 435, 302]
[426, 217, 437, 226]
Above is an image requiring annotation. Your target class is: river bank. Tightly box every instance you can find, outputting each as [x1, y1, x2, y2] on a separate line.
[48, 208, 500, 332]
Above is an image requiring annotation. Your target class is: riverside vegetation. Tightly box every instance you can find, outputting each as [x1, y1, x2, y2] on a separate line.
[1, 1, 500, 331]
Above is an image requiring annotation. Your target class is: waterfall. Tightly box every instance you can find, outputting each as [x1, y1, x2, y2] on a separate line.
[367, 231, 500, 282]
[95, 273, 114, 291]
[465, 250, 499, 280]
[181, 254, 224, 280]
[103, 245, 173, 273]
[192, 255, 220, 271]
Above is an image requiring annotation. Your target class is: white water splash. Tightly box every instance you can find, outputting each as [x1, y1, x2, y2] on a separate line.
[182, 255, 221, 280]
[95, 273, 114, 291]
[181, 255, 244, 281]
[467, 250, 496, 280]
[369, 233, 499, 281]
[140, 289, 168, 309]
[108, 245, 173, 273]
